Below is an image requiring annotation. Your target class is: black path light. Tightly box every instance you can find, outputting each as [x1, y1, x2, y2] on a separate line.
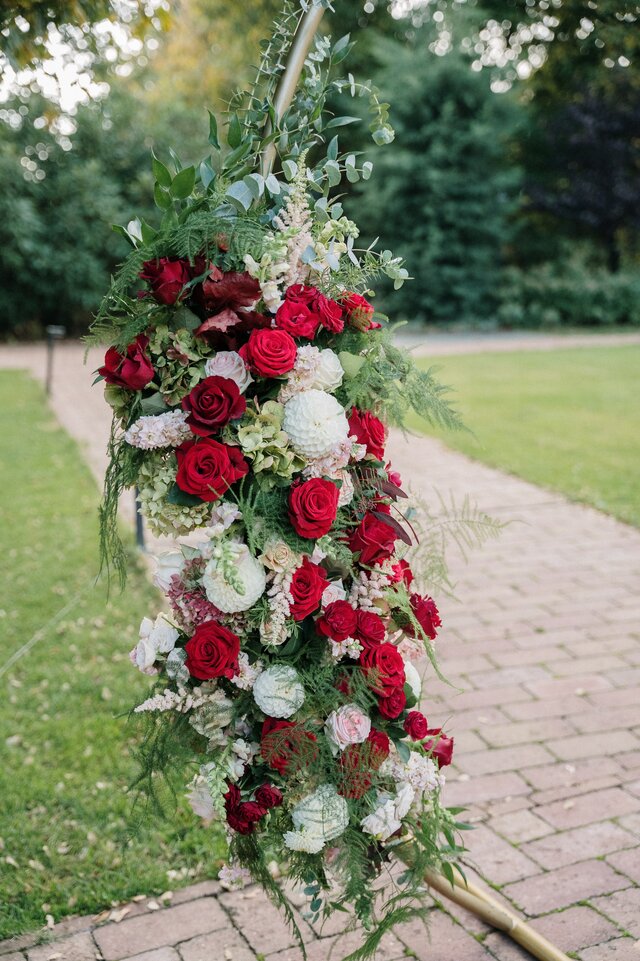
[45, 324, 66, 396]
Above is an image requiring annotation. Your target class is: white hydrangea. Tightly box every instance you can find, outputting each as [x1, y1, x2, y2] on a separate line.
[124, 410, 192, 449]
[391, 752, 443, 795]
[284, 784, 349, 853]
[130, 614, 179, 675]
[283, 389, 349, 459]
[360, 784, 416, 841]
[203, 544, 266, 613]
[252, 664, 305, 718]
[204, 351, 254, 393]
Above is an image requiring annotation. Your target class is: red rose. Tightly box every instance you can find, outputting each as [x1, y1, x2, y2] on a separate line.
[261, 718, 317, 775]
[359, 642, 406, 694]
[184, 620, 240, 680]
[407, 593, 442, 641]
[99, 335, 154, 391]
[378, 688, 407, 719]
[288, 478, 339, 539]
[386, 465, 403, 489]
[391, 559, 414, 587]
[254, 783, 283, 809]
[349, 512, 399, 567]
[284, 284, 316, 305]
[354, 609, 386, 647]
[424, 728, 454, 768]
[175, 438, 249, 502]
[275, 300, 320, 340]
[340, 292, 378, 331]
[404, 711, 429, 741]
[224, 784, 266, 835]
[239, 328, 297, 377]
[182, 376, 246, 436]
[289, 557, 329, 621]
[311, 291, 343, 333]
[316, 600, 358, 642]
[139, 257, 193, 306]
[348, 409, 386, 461]
[367, 728, 391, 767]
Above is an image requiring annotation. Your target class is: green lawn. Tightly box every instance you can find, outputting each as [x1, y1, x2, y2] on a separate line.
[409, 345, 640, 527]
[0, 372, 224, 940]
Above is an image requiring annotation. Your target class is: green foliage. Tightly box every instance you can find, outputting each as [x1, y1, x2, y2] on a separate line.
[356, 28, 522, 325]
[0, 371, 224, 939]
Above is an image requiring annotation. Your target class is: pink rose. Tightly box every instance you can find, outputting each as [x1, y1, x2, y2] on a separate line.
[324, 703, 372, 752]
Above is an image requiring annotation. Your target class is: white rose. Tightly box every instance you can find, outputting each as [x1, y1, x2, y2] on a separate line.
[129, 634, 158, 675]
[153, 551, 184, 591]
[205, 351, 253, 393]
[404, 661, 422, 702]
[322, 580, 347, 606]
[309, 349, 344, 392]
[253, 665, 305, 718]
[324, 704, 371, 753]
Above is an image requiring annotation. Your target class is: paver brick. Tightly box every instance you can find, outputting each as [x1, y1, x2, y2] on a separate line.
[443, 771, 531, 806]
[93, 898, 229, 961]
[522, 821, 636, 870]
[463, 825, 542, 885]
[27, 933, 96, 961]
[606, 847, 640, 885]
[503, 860, 630, 915]
[218, 889, 306, 956]
[179, 930, 255, 961]
[395, 910, 494, 961]
[531, 906, 621, 953]
[591, 888, 640, 938]
[490, 808, 555, 844]
[264, 926, 405, 961]
[550, 730, 639, 762]
[580, 937, 640, 960]
[457, 743, 553, 777]
[537, 786, 639, 829]
[0, 955, 26, 961]
[126, 949, 181, 961]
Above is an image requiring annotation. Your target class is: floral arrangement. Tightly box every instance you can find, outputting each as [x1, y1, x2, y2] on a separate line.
[90, 5, 474, 958]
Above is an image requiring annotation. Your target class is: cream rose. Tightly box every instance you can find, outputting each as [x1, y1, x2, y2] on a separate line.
[204, 350, 253, 392]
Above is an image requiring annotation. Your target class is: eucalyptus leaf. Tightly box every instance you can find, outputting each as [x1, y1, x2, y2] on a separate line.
[326, 116, 359, 128]
[282, 159, 298, 182]
[327, 135, 339, 161]
[170, 166, 196, 200]
[151, 152, 172, 188]
[227, 114, 242, 149]
[226, 180, 254, 211]
[153, 183, 172, 210]
[199, 160, 216, 191]
[207, 110, 220, 150]
[265, 173, 281, 195]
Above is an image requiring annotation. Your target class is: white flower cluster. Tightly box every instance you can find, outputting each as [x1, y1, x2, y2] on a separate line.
[219, 862, 252, 891]
[329, 637, 363, 662]
[284, 784, 349, 854]
[349, 562, 395, 610]
[229, 651, 263, 691]
[130, 614, 179, 675]
[243, 232, 291, 313]
[227, 737, 260, 781]
[384, 752, 444, 795]
[204, 351, 253, 392]
[203, 542, 267, 613]
[360, 784, 415, 842]
[134, 681, 226, 715]
[124, 410, 192, 449]
[259, 569, 294, 648]
[272, 163, 314, 290]
[278, 346, 344, 403]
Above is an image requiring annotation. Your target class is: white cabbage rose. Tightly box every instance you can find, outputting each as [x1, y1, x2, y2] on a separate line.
[309, 349, 344, 392]
[204, 351, 253, 392]
[324, 704, 371, 752]
[252, 665, 305, 718]
[203, 544, 266, 613]
[283, 389, 349, 459]
[288, 784, 349, 851]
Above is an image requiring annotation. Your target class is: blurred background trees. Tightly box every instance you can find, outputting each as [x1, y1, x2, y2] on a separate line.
[1, 0, 639, 338]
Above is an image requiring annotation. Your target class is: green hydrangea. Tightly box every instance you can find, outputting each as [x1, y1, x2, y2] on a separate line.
[230, 401, 304, 486]
[137, 452, 210, 535]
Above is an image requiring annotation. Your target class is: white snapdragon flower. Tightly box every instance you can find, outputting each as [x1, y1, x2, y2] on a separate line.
[360, 785, 416, 841]
[186, 775, 216, 821]
[325, 704, 371, 753]
[252, 665, 305, 718]
[204, 351, 254, 393]
[130, 614, 179, 675]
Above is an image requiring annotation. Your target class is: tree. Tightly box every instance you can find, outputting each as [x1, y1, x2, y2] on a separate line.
[356, 28, 522, 324]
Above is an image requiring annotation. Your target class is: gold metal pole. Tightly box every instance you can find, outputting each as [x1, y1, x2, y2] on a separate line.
[260, 3, 326, 179]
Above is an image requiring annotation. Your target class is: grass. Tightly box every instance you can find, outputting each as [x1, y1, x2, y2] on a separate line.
[409, 345, 640, 527]
[0, 371, 224, 940]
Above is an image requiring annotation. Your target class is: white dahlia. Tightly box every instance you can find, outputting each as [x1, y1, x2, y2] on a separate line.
[252, 664, 305, 718]
[283, 389, 349, 459]
[203, 544, 266, 613]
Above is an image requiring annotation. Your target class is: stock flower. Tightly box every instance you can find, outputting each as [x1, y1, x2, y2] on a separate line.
[99, 335, 154, 391]
[240, 328, 297, 377]
[184, 620, 240, 680]
[348, 409, 386, 461]
[316, 600, 357, 642]
[175, 438, 249, 501]
[182, 376, 246, 435]
[289, 557, 329, 620]
[288, 477, 339, 539]
[139, 256, 193, 305]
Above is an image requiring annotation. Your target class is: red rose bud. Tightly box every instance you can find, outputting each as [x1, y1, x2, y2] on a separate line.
[288, 477, 339, 539]
[354, 609, 386, 647]
[316, 600, 358, 642]
[348, 408, 386, 461]
[407, 593, 442, 641]
[288, 557, 329, 621]
[254, 783, 283, 809]
[349, 511, 399, 567]
[98, 334, 154, 391]
[260, 718, 318, 775]
[175, 438, 249, 502]
[184, 620, 240, 680]
[139, 257, 193, 306]
[404, 710, 429, 741]
[424, 728, 454, 768]
[182, 376, 246, 436]
[340, 292, 376, 331]
[378, 687, 407, 720]
[239, 328, 297, 378]
[275, 300, 320, 340]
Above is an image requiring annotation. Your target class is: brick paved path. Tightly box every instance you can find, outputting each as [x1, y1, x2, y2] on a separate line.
[1, 340, 639, 960]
